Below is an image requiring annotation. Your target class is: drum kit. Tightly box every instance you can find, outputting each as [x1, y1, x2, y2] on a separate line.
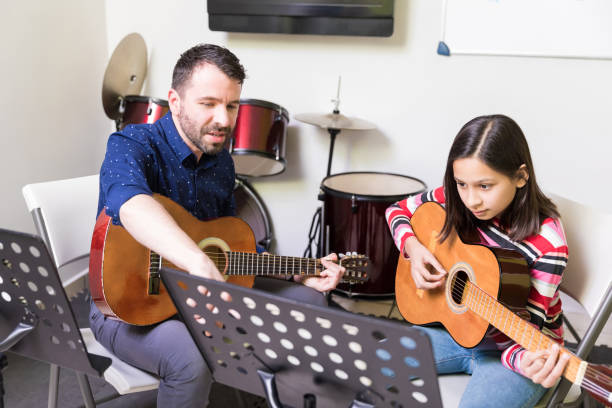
[101, 35, 427, 298]
[296, 86, 427, 297]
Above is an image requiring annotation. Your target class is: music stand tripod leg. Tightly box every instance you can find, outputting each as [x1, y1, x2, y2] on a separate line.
[48, 364, 59, 408]
[257, 370, 283, 408]
[75, 372, 96, 408]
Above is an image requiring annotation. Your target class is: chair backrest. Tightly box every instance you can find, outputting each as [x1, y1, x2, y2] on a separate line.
[549, 193, 612, 318]
[22, 175, 99, 268]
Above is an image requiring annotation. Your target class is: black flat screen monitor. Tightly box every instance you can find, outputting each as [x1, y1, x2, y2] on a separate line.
[207, 0, 394, 37]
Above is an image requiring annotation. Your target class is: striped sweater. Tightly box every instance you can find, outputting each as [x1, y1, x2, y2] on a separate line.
[385, 186, 567, 374]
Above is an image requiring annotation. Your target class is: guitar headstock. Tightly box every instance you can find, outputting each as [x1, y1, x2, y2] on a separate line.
[338, 253, 370, 284]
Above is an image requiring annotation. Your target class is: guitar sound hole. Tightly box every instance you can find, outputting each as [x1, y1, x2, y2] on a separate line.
[204, 245, 227, 273]
[450, 270, 468, 306]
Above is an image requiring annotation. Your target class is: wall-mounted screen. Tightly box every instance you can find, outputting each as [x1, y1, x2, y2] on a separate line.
[207, 0, 394, 37]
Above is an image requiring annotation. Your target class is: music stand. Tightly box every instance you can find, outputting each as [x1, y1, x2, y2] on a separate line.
[161, 267, 442, 408]
[0, 229, 111, 395]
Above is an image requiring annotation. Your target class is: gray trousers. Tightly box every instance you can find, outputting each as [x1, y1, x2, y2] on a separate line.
[89, 277, 327, 407]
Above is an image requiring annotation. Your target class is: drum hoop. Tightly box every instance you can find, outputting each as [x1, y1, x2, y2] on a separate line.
[231, 151, 287, 177]
[123, 95, 169, 106]
[239, 98, 289, 119]
[234, 177, 272, 243]
[320, 171, 427, 201]
[231, 149, 287, 162]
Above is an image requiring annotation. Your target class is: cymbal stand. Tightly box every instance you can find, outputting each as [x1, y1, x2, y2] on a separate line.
[326, 122, 341, 177]
[325, 77, 342, 177]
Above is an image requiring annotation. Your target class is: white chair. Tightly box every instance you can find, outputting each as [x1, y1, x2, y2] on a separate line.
[22, 175, 159, 408]
[438, 193, 612, 408]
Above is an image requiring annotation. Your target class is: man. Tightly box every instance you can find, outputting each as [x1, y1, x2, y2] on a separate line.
[89, 44, 344, 407]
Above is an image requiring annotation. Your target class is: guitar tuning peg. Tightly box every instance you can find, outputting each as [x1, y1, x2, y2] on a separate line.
[339, 253, 345, 258]
[351, 251, 357, 256]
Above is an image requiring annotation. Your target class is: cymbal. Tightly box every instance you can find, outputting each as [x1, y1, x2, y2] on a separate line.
[294, 112, 376, 131]
[102, 33, 148, 120]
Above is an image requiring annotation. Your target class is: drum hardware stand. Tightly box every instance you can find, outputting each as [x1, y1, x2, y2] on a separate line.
[325, 126, 342, 177]
[325, 77, 342, 177]
[303, 206, 322, 258]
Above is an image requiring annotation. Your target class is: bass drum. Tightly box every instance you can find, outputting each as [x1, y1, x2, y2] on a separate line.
[234, 177, 272, 251]
[321, 172, 427, 297]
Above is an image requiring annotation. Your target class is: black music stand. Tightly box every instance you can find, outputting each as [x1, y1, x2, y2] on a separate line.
[0, 228, 111, 405]
[161, 267, 442, 408]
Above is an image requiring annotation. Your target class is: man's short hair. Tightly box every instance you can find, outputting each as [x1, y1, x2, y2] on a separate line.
[171, 44, 246, 94]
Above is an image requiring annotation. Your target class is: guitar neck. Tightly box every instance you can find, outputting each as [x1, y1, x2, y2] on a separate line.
[226, 252, 323, 278]
[462, 281, 588, 389]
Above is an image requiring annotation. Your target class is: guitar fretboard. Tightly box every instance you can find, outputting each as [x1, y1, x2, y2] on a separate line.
[149, 250, 367, 283]
[226, 252, 322, 278]
[462, 281, 584, 386]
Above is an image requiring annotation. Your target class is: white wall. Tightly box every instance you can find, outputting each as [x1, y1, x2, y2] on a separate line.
[104, 0, 612, 256]
[1, 1, 110, 233]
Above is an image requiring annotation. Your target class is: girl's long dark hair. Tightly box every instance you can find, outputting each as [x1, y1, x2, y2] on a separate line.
[440, 114, 559, 243]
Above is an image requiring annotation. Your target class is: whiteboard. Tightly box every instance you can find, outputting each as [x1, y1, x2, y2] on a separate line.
[438, 0, 612, 60]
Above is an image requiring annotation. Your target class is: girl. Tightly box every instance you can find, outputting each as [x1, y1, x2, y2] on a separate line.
[386, 114, 570, 407]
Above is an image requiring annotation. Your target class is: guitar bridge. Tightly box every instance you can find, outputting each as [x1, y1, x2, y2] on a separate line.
[148, 273, 161, 295]
[149, 252, 162, 295]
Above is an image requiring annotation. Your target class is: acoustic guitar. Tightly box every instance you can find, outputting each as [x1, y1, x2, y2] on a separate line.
[395, 202, 611, 406]
[90, 194, 370, 326]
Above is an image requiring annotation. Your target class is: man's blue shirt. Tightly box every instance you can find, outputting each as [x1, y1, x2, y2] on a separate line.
[98, 112, 236, 224]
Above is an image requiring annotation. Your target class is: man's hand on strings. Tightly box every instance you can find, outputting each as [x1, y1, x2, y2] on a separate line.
[295, 253, 345, 292]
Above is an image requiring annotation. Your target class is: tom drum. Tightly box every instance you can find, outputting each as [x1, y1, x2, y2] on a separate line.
[229, 99, 288, 177]
[117, 95, 169, 130]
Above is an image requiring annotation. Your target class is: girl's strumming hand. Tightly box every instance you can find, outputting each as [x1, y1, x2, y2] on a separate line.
[403, 236, 447, 290]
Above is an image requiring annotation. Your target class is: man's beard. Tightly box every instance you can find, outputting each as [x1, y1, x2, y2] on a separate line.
[177, 109, 231, 155]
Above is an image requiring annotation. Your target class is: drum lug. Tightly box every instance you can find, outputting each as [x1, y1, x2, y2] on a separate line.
[351, 195, 358, 213]
[115, 96, 126, 131]
[118, 96, 126, 115]
[273, 111, 283, 160]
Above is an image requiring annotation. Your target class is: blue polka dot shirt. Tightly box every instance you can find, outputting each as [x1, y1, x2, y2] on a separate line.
[97, 112, 236, 225]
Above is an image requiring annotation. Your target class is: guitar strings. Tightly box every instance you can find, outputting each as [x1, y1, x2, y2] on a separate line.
[447, 278, 612, 397]
[157, 251, 321, 267]
[154, 251, 365, 277]
[579, 376, 611, 401]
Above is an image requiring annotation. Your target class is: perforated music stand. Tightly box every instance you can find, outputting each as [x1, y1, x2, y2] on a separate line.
[0, 229, 111, 393]
[161, 267, 442, 408]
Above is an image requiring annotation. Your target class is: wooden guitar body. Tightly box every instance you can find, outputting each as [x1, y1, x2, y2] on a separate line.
[90, 194, 369, 326]
[395, 202, 531, 348]
[89, 194, 256, 326]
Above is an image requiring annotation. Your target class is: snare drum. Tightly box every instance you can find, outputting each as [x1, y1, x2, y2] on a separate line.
[320, 172, 427, 297]
[229, 99, 289, 177]
[117, 95, 169, 130]
[234, 177, 272, 250]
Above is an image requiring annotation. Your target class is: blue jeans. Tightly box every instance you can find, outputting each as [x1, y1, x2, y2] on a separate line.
[418, 326, 547, 408]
